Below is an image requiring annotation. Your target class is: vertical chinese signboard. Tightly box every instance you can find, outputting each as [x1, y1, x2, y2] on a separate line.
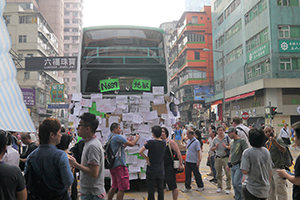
[20, 88, 36, 106]
[50, 83, 66, 102]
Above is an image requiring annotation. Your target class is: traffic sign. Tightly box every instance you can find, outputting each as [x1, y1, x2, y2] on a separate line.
[242, 112, 249, 120]
[193, 103, 202, 109]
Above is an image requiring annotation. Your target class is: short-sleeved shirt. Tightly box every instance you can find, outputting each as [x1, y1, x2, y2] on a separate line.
[108, 133, 127, 168]
[186, 138, 201, 163]
[0, 161, 26, 200]
[174, 129, 182, 140]
[208, 137, 215, 157]
[230, 138, 248, 164]
[144, 139, 166, 176]
[3, 146, 20, 166]
[293, 155, 300, 200]
[265, 137, 286, 168]
[240, 147, 272, 198]
[212, 136, 228, 157]
[80, 137, 105, 195]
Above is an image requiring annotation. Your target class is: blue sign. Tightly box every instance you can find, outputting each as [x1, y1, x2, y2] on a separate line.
[194, 86, 214, 100]
[48, 104, 69, 109]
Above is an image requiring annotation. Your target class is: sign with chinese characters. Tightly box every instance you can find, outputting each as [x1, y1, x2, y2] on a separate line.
[193, 103, 202, 109]
[132, 79, 151, 91]
[25, 57, 77, 71]
[21, 88, 35, 106]
[247, 42, 270, 63]
[279, 40, 300, 52]
[48, 104, 69, 109]
[50, 83, 66, 102]
[99, 78, 120, 92]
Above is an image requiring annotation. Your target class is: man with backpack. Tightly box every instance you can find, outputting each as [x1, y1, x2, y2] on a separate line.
[68, 113, 105, 200]
[264, 126, 287, 200]
[107, 123, 140, 200]
[231, 116, 251, 147]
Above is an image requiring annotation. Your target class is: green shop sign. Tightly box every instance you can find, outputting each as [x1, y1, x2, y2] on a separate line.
[99, 78, 120, 92]
[50, 83, 65, 102]
[247, 41, 270, 63]
[279, 40, 300, 52]
[132, 79, 151, 91]
[183, 96, 194, 102]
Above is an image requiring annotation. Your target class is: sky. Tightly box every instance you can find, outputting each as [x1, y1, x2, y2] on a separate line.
[82, 0, 186, 28]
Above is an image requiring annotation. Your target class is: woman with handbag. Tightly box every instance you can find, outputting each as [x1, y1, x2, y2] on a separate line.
[161, 127, 184, 200]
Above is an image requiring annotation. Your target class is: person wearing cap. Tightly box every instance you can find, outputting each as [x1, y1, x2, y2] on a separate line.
[226, 127, 248, 200]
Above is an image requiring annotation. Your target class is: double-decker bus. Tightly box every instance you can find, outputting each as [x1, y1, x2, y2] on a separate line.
[77, 25, 169, 97]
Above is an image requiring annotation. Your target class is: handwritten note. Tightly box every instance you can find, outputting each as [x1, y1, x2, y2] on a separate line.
[153, 96, 165, 105]
[99, 78, 120, 92]
[72, 93, 82, 101]
[152, 86, 164, 95]
[116, 96, 128, 104]
[122, 113, 133, 121]
[81, 98, 92, 107]
[91, 93, 103, 102]
[146, 110, 158, 120]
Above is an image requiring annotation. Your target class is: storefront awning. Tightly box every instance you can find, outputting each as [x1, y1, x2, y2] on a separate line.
[0, 1, 36, 132]
[225, 91, 255, 102]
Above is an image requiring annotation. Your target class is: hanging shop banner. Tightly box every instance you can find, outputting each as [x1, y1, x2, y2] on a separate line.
[21, 88, 36, 106]
[25, 57, 77, 71]
[50, 83, 66, 102]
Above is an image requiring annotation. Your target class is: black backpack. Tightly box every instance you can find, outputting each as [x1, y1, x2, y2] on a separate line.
[103, 134, 121, 169]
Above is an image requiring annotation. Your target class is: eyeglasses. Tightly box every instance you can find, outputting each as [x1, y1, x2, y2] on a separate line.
[77, 124, 88, 129]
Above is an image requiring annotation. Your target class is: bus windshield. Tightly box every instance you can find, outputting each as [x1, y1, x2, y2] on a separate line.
[79, 26, 169, 96]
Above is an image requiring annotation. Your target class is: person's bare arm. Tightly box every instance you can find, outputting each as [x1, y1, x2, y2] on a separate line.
[277, 169, 300, 186]
[139, 146, 150, 166]
[124, 134, 140, 148]
[242, 170, 248, 175]
[270, 137, 286, 153]
[16, 188, 27, 200]
[170, 140, 184, 169]
[69, 157, 99, 178]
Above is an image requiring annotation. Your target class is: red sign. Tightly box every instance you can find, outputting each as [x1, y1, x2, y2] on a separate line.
[242, 112, 249, 120]
[193, 104, 202, 109]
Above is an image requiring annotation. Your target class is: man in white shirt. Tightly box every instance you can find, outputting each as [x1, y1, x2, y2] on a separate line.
[231, 117, 250, 148]
[279, 123, 290, 145]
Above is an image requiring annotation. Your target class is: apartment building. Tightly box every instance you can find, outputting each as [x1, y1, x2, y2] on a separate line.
[63, 0, 83, 98]
[168, 6, 214, 124]
[4, 4, 64, 126]
[208, 0, 300, 133]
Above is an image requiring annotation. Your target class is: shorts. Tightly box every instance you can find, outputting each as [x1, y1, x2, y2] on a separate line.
[164, 164, 177, 190]
[110, 165, 130, 191]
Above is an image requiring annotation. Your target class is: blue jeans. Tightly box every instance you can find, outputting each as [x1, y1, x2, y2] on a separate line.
[210, 155, 217, 180]
[81, 194, 104, 200]
[231, 164, 243, 200]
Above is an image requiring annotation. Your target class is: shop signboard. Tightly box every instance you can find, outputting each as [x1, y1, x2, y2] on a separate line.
[279, 40, 300, 52]
[21, 88, 36, 106]
[50, 83, 66, 103]
[194, 85, 214, 100]
[247, 41, 270, 63]
[25, 57, 77, 71]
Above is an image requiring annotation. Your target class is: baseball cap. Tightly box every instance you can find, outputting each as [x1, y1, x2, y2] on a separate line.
[226, 127, 236, 133]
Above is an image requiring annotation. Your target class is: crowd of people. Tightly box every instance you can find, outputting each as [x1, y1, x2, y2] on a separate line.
[1, 113, 300, 200]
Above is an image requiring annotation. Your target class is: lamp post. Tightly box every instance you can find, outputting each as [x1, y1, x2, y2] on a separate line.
[203, 48, 225, 122]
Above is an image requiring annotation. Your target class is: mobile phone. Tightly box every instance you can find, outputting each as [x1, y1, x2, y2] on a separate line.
[270, 132, 274, 137]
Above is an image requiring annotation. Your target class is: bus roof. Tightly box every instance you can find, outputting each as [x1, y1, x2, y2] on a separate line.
[83, 25, 165, 34]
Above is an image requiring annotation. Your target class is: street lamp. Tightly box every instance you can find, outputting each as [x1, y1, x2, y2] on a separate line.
[203, 48, 225, 122]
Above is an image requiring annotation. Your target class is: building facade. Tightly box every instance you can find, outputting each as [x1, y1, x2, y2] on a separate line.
[4, 4, 65, 127]
[168, 6, 214, 124]
[63, 0, 83, 98]
[185, 0, 212, 11]
[208, 0, 300, 133]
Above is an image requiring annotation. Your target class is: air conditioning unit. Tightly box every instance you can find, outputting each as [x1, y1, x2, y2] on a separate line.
[216, 83, 220, 91]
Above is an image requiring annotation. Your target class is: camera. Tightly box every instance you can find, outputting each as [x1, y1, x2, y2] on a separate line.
[227, 161, 232, 168]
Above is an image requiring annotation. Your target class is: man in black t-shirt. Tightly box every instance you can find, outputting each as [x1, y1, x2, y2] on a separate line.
[277, 124, 300, 200]
[0, 130, 27, 200]
[139, 126, 166, 200]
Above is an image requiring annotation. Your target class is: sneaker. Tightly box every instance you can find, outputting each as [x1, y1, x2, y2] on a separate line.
[191, 177, 195, 182]
[182, 188, 192, 193]
[216, 188, 222, 193]
[226, 189, 230, 194]
[206, 172, 213, 176]
[196, 187, 205, 191]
